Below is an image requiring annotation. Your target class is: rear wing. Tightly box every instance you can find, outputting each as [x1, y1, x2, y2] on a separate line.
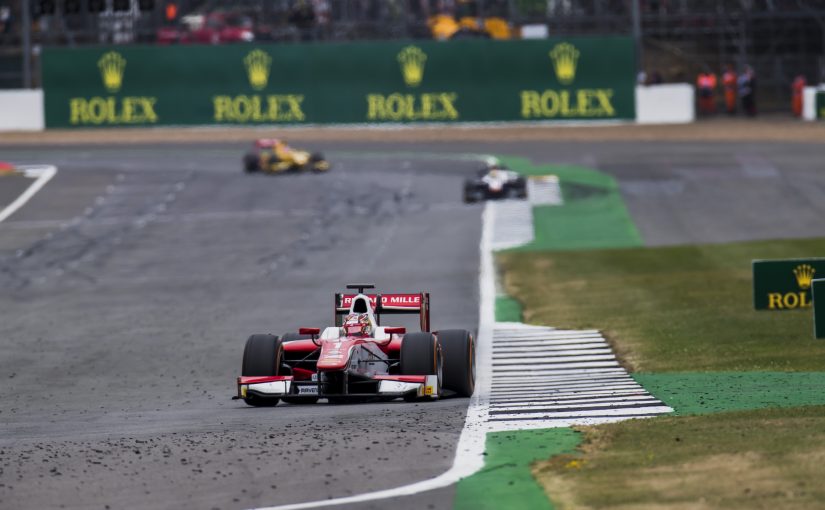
[334, 292, 430, 332]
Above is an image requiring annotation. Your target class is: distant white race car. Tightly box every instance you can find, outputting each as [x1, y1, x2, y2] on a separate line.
[463, 164, 527, 203]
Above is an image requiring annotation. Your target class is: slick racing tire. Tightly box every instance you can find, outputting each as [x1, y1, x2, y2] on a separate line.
[279, 332, 320, 405]
[438, 329, 476, 397]
[241, 334, 284, 407]
[243, 153, 260, 173]
[515, 177, 528, 199]
[463, 182, 481, 203]
[310, 153, 330, 173]
[400, 332, 442, 401]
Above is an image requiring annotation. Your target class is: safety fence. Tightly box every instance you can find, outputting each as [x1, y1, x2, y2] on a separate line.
[41, 37, 635, 128]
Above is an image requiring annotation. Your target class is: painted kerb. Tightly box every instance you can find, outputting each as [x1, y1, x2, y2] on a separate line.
[41, 37, 636, 128]
[752, 258, 825, 310]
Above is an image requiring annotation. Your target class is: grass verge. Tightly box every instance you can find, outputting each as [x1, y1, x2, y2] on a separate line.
[495, 295, 523, 322]
[498, 237, 825, 372]
[497, 156, 642, 251]
[534, 406, 825, 510]
[455, 428, 580, 510]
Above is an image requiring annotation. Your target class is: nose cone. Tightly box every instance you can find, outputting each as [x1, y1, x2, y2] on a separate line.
[316, 340, 350, 370]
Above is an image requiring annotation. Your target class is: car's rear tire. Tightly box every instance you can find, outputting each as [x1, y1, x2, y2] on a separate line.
[438, 329, 476, 397]
[241, 334, 283, 407]
[400, 332, 442, 401]
[243, 153, 260, 173]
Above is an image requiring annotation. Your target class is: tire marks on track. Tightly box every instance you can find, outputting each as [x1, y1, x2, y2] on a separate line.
[0, 170, 192, 289]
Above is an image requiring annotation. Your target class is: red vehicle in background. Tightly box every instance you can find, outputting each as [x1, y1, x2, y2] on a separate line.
[157, 11, 254, 45]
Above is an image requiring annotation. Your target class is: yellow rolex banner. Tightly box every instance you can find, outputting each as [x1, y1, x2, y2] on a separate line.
[753, 258, 825, 310]
[42, 37, 635, 128]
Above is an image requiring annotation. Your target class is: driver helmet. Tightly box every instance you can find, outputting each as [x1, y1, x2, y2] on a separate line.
[342, 313, 372, 337]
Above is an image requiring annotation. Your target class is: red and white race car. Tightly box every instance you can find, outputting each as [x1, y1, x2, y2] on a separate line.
[235, 284, 476, 406]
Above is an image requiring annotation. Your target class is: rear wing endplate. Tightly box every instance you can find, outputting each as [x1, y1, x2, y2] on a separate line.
[334, 292, 430, 332]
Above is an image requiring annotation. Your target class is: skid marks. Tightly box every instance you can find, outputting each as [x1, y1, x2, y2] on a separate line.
[0, 171, 192, 289]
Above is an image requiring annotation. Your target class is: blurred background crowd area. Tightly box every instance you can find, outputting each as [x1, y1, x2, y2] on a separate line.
[1, 0, 824, 111]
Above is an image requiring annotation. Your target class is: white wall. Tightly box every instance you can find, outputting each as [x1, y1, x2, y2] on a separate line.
[0, 89, 44, 131]
[802, 85, 825, 121]
[635, 84, 695, 124]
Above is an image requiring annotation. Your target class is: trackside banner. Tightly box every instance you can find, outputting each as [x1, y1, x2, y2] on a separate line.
[41, 37, 635, 128]
[817, 91, 825, 120]
[752, 258, 825, 310]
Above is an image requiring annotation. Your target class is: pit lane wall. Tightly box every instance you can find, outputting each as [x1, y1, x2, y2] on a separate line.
[40, 37, 636, 128]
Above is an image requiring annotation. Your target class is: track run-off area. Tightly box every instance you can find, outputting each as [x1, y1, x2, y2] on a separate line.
[2, 123, 825, 510]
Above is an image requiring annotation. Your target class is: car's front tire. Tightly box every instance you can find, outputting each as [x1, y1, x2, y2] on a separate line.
[241, 334, 283, 407]
[309, 153, 330, 173]
[464, 182, 482, 203]
[515, 178, 528, 199]
[400, 332, 442, 401]
[438, 329, 476, 397]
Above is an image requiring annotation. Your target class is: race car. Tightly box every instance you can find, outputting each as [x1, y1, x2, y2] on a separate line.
[0, 162, 17, 176]
[234, 284, 475, 406]
[243, 138, 330, 174]
[463, 163, 527, 203]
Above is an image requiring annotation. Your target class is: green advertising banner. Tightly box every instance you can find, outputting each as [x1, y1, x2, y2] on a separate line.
[752, 258, 825, 310]
[817, 91, 825, 120]
[813, 279, 825, 338]
[41, 37, 636, 128]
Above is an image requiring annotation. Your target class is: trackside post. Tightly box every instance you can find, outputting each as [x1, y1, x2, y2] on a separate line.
[812, 279, 825, 339]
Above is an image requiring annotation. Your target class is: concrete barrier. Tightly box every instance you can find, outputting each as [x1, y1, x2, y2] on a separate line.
[802, 85, 825, 121]
[0, 89, 44, 131]
[635, 84, 695, 124]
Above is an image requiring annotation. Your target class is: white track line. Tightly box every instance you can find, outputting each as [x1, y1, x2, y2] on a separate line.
[0, 165, 57, 224]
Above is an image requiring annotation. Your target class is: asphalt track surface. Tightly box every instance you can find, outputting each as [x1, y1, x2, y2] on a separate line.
[2, 138, 824, 510]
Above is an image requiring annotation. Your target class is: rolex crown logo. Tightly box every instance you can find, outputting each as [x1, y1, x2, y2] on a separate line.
[98, 51, 126, 93]
[793, 264, 816, 290]
[244, 49, 272, 91]
[397, 46, 427, 87]
[549, 42, 580, 85]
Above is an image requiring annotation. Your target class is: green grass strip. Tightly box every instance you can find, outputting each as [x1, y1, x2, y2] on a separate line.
[495, 296, 523, 322]
[496, 156, 643, 251]
[499, 238, 825, 372]
[454, 428, 580, 510]
[634, 372, 825, 415]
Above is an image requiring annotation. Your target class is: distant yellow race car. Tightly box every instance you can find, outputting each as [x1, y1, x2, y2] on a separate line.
[243, 139, 330, 174]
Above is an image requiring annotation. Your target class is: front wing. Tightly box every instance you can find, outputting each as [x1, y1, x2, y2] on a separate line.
[235, 375, 440, 401]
